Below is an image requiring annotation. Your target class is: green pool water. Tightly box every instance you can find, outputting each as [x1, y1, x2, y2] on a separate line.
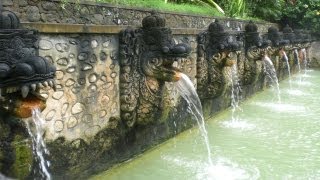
[93, 70, 320, 180]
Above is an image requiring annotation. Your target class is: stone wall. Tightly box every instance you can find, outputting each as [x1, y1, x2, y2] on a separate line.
[309, 42, 320, 68]
[0, 0, 309, 179]
[3, 0, 275, 31]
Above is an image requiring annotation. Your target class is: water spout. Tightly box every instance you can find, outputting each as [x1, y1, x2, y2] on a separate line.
[175, 73, 213, 166]
[294, 49, 301, 73]
[26, 108, 51, 180]
[280, 50, 291, 88]
[263, 55, 281, 102]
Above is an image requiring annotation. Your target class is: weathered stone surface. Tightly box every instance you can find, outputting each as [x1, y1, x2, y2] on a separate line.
[4, 0, 277, 30]
[309, 42, 320, 68]
[2, 0, 13, 6]
[26, 6, 40, 22]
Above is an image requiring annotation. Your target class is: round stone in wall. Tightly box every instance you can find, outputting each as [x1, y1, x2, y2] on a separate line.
[26, 6, 40, 22]
[45, 109, 56, 121]
[78, 52, 89, 61]
[57, 58, 69, 66]
[91, 40, 98, 48]
[39, 40, 53, 50]
[67, 116, 78, 129]
[66, 66, 76, 73]
[71, 103, 85, 115]
[82, 63, 93, 71]
[88, 74, 98, 83]
[54, 120, 64, 132]
[55, 43, 70, 53]
[99, 110, 107, 118]
[52, 91, 64, 100]
[56, 70, 65, 80]
[65, 78, 76, 87]
[61, 103, 69, 116]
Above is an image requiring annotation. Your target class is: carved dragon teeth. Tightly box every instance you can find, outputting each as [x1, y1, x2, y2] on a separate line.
[31, 84, 37, 91]
[21, 86, 29, 98]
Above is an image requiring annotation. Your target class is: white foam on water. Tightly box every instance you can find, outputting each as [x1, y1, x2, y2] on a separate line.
[291, 80, 312, 86]
[220, 119, 256, 131]
[162, 155, 260, 180]
[198, 158, 260, 180]
[254, 102, 306, 112]
[286, 89, 306, 96]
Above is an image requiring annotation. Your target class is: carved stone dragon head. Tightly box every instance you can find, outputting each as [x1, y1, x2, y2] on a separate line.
[141, 12, 191, 82]
[245, 21, 271, 60]
[207, 20, 241, 67]
[0, 8, 56, 118]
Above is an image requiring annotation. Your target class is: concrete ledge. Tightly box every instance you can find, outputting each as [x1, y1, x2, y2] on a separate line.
[22, 23, 205, 35]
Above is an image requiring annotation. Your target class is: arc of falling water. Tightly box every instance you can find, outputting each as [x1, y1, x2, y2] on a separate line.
[175, 73, 213, 166]
[263, 55, 281, 103]
[281, 50, 292, 88]
[26, 108, 51, 180]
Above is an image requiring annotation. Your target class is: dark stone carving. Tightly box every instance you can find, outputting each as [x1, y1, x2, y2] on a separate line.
[240, 21, 271, 86]
[0, 6, 56, 118]
[119, 12, 191, 127]
[197, 20, 241, 99]
[245, 21, 271, 60]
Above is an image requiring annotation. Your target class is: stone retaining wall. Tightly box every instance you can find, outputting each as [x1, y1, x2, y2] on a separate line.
[0, 0, 313, 179]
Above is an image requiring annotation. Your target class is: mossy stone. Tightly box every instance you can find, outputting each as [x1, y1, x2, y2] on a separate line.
[10, 134, 33, 179]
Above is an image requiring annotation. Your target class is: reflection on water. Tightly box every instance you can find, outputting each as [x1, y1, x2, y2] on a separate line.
[92, 70, 320, 180]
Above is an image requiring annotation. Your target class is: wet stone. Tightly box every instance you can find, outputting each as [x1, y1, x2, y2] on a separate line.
[39, 40, 53, 50]
[100, 51, 107, 61]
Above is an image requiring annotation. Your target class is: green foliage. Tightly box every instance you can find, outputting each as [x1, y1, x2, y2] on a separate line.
[93, 0, 224, 16]
[218, 0, 246, 17]
[282, 0, 320, 32]
[246, 0, 285, 21]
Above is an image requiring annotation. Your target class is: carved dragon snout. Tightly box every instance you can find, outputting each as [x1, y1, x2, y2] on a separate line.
[245, 21, 271, 60]
[141, 12, 191, 82]
[0, 8, 56, 118]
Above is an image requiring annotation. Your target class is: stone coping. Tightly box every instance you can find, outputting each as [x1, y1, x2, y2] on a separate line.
[22, 22, 205, 35]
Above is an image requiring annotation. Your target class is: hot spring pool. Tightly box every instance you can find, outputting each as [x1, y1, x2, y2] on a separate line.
[92, 69, 320, 180]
